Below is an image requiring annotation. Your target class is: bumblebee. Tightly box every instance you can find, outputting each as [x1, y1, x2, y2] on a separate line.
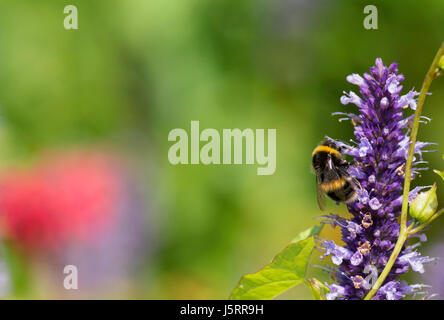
[312, 139, 359, 210]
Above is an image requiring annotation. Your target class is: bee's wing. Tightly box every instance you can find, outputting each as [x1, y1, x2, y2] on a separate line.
[315, 174, 326, 211]
[337, 166, 361, 190]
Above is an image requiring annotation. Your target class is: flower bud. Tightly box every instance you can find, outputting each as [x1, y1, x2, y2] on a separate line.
[409, 183, 438, 223]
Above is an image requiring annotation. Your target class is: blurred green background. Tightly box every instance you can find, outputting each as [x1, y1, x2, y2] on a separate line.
[0, 0, 443, 299]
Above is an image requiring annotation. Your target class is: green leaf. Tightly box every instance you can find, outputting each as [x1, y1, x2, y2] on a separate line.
[306, 278, 329, 300]
[229, 225, 323, 300]
[433, 155, 444, 181]
[434, 169, 444, 181]
[291, 224, 323, 243]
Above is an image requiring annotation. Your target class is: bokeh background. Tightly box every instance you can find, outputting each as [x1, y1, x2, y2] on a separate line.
[0, 0, 443, 299]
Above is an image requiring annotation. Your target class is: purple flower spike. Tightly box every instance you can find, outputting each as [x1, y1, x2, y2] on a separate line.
[321, 58, 435, 300]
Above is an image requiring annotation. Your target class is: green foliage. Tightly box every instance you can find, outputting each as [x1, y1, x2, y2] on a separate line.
[291, 224, 323, 243]
[229, 225, 323, 300]
[434, 169, 444, 181]
[306, 278, 330, 300]
[433, 157, 444, 181]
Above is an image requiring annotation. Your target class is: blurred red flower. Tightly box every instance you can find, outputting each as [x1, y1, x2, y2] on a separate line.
[0, 150, 121, 251]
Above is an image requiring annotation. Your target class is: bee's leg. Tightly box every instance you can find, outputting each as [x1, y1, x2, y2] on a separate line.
[349, 160, 372, 168]
[339, 159, 351, 168]
[351, 176, 362, 191]
[349, 160, 358, 167]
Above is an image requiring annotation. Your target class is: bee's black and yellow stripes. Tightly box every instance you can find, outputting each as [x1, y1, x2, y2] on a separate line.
[320, 177, 346, 193]
[312, 145, 341, 158]
[312, 140, 359, 209]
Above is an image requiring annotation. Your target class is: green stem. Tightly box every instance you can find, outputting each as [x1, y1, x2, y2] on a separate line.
[364, 42, 444, 300]
[408, 208, 444, 235]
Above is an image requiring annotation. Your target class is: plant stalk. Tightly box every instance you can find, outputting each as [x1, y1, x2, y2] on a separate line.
[364, 42, 444, 300]
[408, 208, 444, 235]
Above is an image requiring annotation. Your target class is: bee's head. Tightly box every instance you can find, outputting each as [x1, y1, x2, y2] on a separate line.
[321, 139, 340, 151]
